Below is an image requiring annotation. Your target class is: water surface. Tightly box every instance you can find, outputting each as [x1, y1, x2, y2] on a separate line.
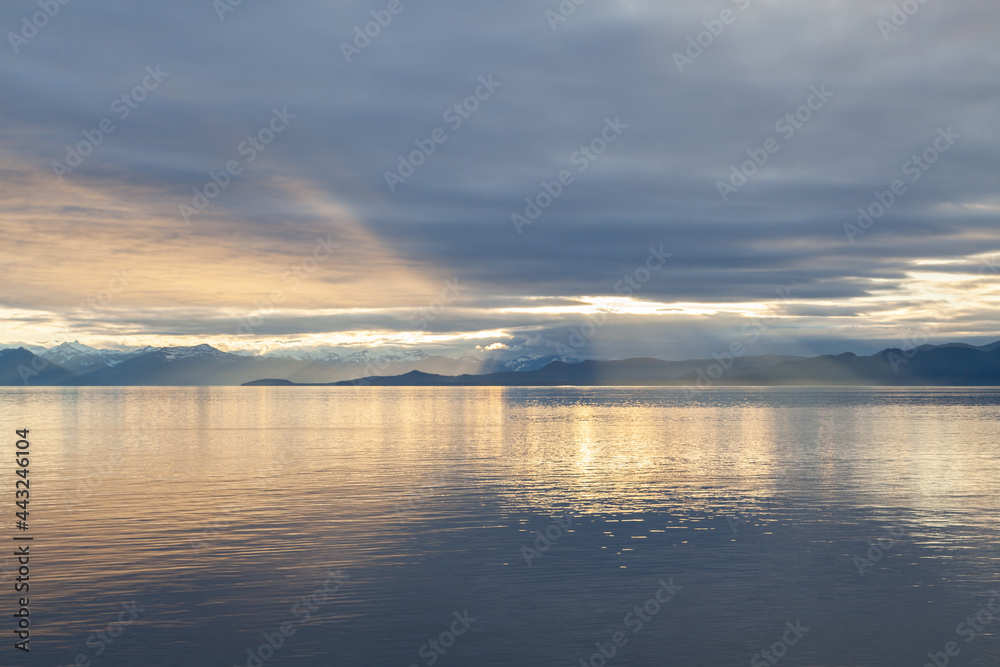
[2, 387, 998, 666]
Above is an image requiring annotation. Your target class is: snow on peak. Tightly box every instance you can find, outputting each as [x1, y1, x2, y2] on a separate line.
[339, 349, 428, 364]
[158, 345, 229, 361]
[47, 341, 99, 355]
[41, 341, 104, 364]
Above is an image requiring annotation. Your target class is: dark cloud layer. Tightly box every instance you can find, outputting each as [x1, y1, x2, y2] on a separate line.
[1, 0, 997, 357]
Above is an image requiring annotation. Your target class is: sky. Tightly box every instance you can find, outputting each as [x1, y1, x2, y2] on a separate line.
[1, 0, 998, 360]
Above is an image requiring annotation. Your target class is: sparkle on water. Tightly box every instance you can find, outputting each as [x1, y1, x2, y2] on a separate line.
[3, 386, 998, 666]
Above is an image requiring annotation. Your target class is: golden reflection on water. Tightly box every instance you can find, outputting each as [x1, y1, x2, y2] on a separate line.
[11, 386, 998, 526]
[0, 386, 997, 665]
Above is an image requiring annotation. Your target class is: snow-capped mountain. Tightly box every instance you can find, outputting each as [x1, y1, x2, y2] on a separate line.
[37, 341, 143, 373]
[0, 342, 50, 355]
[156, 344, 232, 362]
[259, 348, 432, 365]
[258, 350, 342, 363]
[69, 344, 256, 385]
[40, 341, 116, 374]
[501, 354, 576, 372]
[340, 349, 429, 366]
[0, 342, 574, 385]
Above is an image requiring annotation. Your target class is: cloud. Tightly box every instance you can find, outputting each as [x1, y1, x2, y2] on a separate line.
[0, 0, 998, 358]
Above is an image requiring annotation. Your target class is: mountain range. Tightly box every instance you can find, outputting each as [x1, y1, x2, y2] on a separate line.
[0, 341, 565, 386]
[245, 340, 1000, 387]
[4, 340, 1000, 387]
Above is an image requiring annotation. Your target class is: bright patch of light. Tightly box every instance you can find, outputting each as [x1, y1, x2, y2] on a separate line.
[960, 202, 1000, 212]
[496, 296, 774, 318]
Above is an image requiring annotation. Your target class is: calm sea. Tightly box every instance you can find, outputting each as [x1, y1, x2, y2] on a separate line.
[1, 387, 998, 666]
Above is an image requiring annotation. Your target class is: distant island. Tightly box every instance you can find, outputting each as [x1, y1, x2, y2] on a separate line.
[2, 339, 999, 387]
